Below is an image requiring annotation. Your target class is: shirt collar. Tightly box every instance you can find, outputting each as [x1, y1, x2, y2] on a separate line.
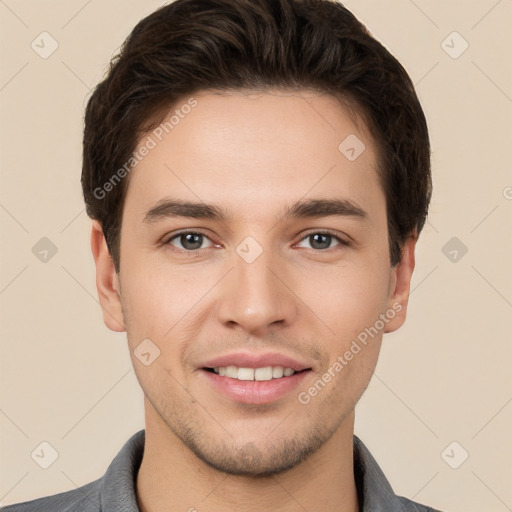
[100, 429, 408, 511]
[353, 434, 409, 511]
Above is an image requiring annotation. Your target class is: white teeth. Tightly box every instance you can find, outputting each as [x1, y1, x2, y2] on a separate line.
[254, 366, 273, 381]
[225, 366, 238, 378]
[212, 365, 297, 380]
[272, 366, 284, 378]
[237, 367, 254, 380]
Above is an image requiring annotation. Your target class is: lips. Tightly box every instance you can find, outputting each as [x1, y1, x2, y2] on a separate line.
[201, 352, 312, 372]
[199, 351, 313, 404]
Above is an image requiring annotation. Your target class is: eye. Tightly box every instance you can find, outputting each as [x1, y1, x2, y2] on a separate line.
[165, 231, 215, 251]
[163, 230, 349, 254]
[296, 231, 348, 251]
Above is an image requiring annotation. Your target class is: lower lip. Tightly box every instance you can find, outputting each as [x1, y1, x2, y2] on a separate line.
[200, 369, 310, 405]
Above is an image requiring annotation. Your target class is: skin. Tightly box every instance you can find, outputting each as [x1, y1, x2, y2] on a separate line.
[91, 89, 416, 512]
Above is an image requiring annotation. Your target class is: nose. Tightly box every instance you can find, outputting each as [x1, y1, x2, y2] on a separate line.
[215, 244, 298, 337]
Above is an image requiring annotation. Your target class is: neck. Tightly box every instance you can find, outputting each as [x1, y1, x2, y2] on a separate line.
[136, 398, 359, 512]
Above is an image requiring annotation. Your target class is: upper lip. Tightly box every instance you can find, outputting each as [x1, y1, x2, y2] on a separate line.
[201, 351, 312, 372]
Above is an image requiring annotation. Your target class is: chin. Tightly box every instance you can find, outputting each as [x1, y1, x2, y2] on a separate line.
[178, 425, 335, 477]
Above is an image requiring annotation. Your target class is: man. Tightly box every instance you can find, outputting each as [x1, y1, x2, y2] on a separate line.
[2, 0, 441, 510]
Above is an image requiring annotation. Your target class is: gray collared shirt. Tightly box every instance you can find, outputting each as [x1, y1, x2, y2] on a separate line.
[1, 430, 442, 511]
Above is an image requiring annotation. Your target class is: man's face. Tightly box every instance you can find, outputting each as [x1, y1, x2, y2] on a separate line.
[95, 90, 414, 476]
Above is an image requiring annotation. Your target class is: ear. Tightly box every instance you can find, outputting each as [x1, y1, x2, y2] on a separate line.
[90, 220, 126, 332]
[383, 235, 417, 333]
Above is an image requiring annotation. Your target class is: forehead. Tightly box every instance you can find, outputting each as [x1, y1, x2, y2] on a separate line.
[124, 90, 383, 224]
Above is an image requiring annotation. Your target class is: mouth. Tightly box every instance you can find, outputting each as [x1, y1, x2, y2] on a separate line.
[203, 365, 309, 381]
[199, 365, 312, 405]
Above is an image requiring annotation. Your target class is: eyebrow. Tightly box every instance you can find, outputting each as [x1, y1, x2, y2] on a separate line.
[142, 197, 368, 224]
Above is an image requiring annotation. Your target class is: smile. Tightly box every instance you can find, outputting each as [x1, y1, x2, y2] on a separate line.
[201, 367, 311, 405]
[208, 365, 298, 381]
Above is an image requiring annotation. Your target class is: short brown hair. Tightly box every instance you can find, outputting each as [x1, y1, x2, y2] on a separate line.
[82, 0, 432, 272]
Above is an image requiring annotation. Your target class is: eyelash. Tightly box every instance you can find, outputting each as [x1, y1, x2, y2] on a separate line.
[163, 230, 350, 256]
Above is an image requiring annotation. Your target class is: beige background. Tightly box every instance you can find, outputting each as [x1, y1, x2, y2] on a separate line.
[1, 1, 511, 510]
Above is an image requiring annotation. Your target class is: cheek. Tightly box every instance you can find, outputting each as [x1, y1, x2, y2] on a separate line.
[119, 263, 174, 341]
[120, 254, 217, 348]
[300, 261, 391, 338]
[321, 337, 382, 413]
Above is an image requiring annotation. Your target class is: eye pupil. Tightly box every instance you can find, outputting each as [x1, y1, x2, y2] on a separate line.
[181, 233, 203, 250]
[169, 231, 342, 254]
[310, 233, 331, 250]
